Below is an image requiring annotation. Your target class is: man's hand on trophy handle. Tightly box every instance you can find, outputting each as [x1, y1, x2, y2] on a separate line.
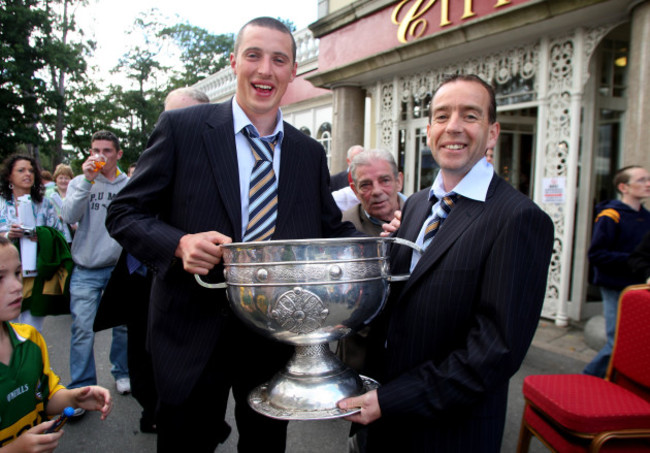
[175, 231, 232, 274]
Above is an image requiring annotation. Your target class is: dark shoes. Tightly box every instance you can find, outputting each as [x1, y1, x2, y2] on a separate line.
[140, 416, 157, 433]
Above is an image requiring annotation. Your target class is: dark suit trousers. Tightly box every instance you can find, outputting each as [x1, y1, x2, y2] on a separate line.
[125, 276, 157, 424]
[156, 314, 293, 453]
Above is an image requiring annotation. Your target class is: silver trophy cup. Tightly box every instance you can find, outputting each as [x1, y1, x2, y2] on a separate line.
[195, 237, 419, 420]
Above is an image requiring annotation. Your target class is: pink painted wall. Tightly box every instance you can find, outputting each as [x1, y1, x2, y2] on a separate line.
[281, 72, 331, 106]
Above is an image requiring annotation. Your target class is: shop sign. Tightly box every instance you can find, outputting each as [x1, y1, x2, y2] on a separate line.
[391, 0, 523, 43]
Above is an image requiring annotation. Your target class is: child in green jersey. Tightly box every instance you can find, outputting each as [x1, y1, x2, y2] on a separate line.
[0, 236, 112, 452]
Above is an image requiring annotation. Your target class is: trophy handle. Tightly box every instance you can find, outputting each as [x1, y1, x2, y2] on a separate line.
[385, 237, 422, 282]
[388, 237, 422, 254]
[194, 274, 227, 289]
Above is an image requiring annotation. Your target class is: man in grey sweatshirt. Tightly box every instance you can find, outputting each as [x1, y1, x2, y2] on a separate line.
[62, 130, 131, 415]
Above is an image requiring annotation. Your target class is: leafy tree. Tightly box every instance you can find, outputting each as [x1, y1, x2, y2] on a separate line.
[39, 0, 94, 170]
[0, 0, 50, 160]
[0, 0, 93, 169]
[63, 75, 121, 172]
[278, 17, 296, 33]
[159, 23, 233, 87]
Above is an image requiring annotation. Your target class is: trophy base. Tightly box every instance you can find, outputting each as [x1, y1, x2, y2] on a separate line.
[248, 375, 380, 420]
[247, 343, 380, 420]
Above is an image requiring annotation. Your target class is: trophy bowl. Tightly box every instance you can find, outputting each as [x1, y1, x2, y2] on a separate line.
[195, 237, 419, 420]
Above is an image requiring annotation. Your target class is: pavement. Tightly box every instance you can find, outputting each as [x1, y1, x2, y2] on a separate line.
[40, 315, 596, 453]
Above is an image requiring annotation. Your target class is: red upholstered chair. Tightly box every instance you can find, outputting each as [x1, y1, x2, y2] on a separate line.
[517, 284, 650, 453]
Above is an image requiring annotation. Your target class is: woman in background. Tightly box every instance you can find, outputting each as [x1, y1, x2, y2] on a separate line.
[0, 154, 65, 330]
[49, 163, 76, 244]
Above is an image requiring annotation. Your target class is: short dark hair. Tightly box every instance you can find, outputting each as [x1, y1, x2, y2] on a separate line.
[429, 74, 497, 124]
[613, 165, 643, 194]
[234, 17, 296, 63]
[91, 130, 121, 151]
[0, 235, 10, 246]
[0, 154, 44, 203]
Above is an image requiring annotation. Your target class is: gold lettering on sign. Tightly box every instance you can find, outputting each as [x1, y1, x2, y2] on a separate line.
[392, 0, 515, 43]
[440, 0, 451, 26]
[392, 0, 436, 44]
[462, 0, 475, 19]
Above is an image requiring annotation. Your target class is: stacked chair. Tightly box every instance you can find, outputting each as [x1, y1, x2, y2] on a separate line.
[517, 284, 650, 452]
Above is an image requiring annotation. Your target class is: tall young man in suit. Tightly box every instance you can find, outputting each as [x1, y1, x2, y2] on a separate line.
[339, 75, 554, 451]
[106, 17, 358, 453]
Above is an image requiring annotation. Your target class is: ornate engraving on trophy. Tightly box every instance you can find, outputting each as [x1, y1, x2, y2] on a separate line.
[271, 287, 329, 334]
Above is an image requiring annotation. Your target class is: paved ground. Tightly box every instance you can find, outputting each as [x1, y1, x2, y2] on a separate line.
[41, 315, 595, 452]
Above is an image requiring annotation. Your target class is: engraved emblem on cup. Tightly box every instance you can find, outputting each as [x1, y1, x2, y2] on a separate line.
[195, 237, 420, 420]
[271, 288, 329, 334]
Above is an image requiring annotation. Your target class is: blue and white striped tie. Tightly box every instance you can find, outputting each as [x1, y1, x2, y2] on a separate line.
[422, 194, 458, 250]
[242, 126, 278, 242]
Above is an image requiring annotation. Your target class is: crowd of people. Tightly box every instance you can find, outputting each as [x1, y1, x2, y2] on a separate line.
[0, 14, 648, 453]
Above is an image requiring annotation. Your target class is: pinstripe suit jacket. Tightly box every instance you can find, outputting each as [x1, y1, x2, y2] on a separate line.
[367, 174, 554, 452]
[106, 101, 358, 405]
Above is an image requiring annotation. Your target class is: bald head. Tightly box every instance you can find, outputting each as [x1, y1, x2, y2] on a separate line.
[346, 145, 364, 166]
[164, 87, 210, 111]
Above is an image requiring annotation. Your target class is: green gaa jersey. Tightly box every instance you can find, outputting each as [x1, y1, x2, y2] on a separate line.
[0, 322, 65, 446]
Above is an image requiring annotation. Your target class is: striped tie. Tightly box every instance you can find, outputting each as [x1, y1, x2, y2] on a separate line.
[422, 194, 458, 249]
[242, 126, 278, 242]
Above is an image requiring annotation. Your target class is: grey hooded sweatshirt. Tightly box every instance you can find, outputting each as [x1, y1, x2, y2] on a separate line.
[62, 170, 129, 269]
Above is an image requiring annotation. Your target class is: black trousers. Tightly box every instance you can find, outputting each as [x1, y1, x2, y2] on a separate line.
[156, 316, 292, 453]
[125, 282, 157, 426]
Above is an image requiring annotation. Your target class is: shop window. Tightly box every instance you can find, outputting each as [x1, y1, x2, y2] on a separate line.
[398, 129, 407, 176]
[416, 127, 438, 191]
[594, 110, 622, 203]
[412, 93, 431, 119]
[494, 76, 535, 105]
[401, 101, 408, 121]
[599, 39, 628, 98]
[317, 122, 332, 166]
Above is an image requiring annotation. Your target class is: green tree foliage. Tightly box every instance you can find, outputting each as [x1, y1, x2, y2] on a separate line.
[98, 9, 235, 168]
[39, 0, 94, 170]
[0, 0, 50, 160]
[159, 23, 234, 87]
[1, 2, 297, 170]
[0, 0, 93, 170]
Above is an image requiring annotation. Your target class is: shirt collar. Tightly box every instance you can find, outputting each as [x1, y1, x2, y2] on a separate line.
[429, 157, 494, 202]
[362, 194, 406, 226]
[232, 98, 284, 145]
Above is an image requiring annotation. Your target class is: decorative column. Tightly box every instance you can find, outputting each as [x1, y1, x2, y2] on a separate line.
[331, 85, 365, 173]
[622, 0, 650, 170]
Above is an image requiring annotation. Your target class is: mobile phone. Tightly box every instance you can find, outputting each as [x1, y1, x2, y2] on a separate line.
[44, 407, 75, 433]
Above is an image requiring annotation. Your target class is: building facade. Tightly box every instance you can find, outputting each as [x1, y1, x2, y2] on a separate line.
[195, 0, 650, 324]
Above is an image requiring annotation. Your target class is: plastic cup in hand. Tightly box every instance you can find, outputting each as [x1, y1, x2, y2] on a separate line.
[93, 154, 106, 172]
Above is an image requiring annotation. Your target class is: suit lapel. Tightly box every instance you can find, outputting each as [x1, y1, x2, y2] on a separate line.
[202, 103, 243, 241]
[274, 125, 301, 236]
[400, 176, 498, 295]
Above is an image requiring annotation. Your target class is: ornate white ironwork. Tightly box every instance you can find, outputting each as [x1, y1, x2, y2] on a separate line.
[379, 83, 395, 148]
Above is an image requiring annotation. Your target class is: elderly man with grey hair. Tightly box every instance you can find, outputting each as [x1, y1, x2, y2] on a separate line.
[342, 149, 405, 237]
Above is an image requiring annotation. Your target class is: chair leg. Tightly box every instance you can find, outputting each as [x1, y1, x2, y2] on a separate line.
[517, 418, 533, 453]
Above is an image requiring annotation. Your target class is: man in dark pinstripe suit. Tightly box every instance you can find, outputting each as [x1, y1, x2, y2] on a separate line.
[106, 17, 358, 453]
[339, 75, 554, 452]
